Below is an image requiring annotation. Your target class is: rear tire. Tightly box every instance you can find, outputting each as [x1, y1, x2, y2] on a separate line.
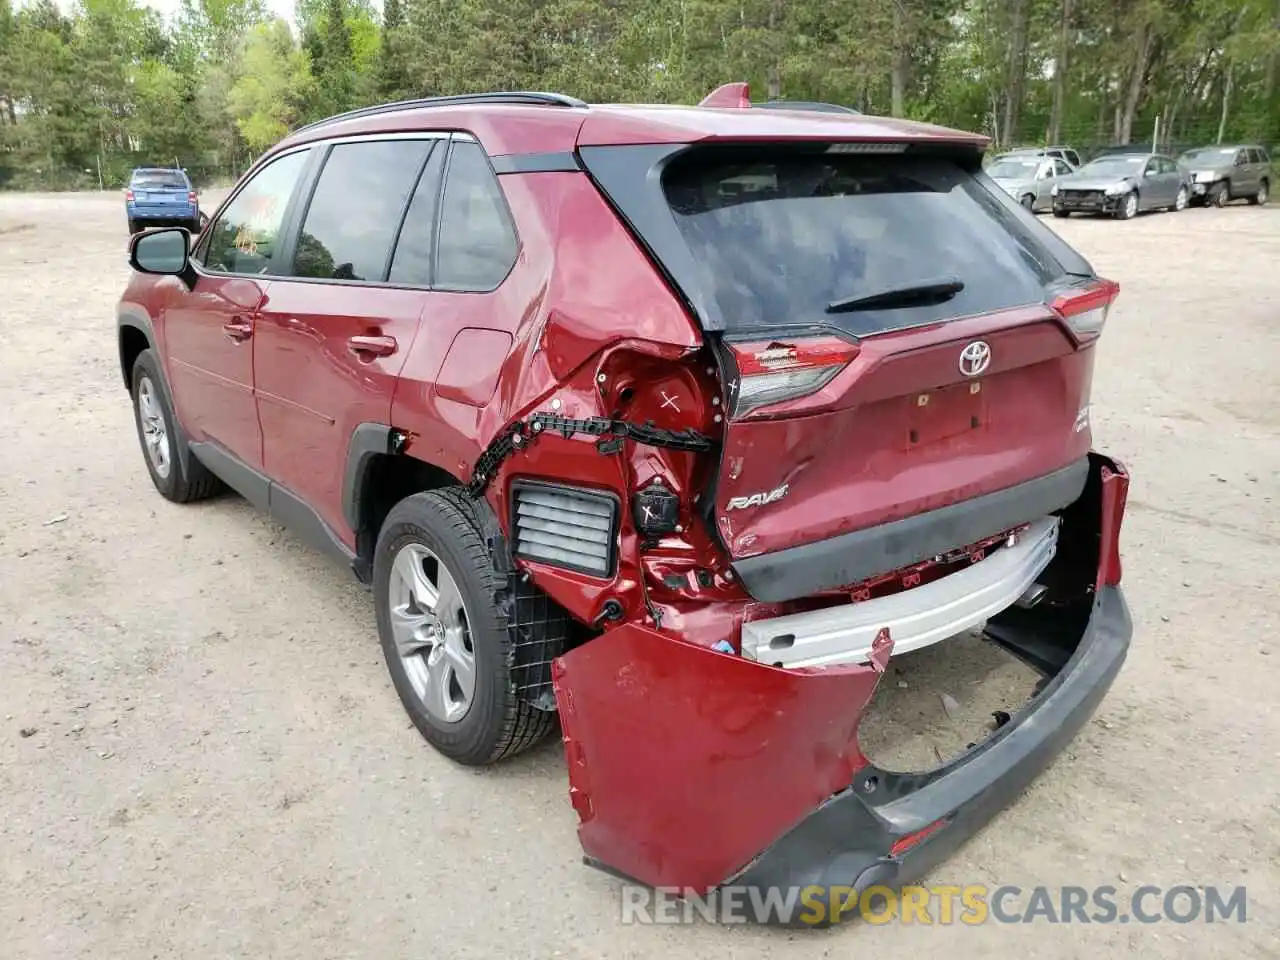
[130, 350, 223, 503]
[127, 218, 139, 234]
[373, 489, 556, 765]
[1020, 194, 1035, 211]
[1053, 209, 1069, 218]
[1249, 180, 1268, 205]
[1172, 186, 1188, 211]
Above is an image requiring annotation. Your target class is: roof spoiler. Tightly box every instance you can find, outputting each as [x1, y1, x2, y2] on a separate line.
[698, 82, 751, 109]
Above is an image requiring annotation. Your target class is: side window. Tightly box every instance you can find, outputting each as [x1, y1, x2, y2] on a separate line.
[289, 139, 433, 282]
[1234, 151, 1248, 167]
[201, 150, 309, 275]
[434, 141, 519, 291]
[387, 145, 447, 285]
[1066, 151, 1081, 168]
[1053, 159, 1071, 176]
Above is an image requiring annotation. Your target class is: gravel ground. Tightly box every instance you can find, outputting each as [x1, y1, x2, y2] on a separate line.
[1, 190, 1278, 958]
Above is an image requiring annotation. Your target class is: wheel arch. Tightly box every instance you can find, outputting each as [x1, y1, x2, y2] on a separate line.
[344, 424, 466, 580]
[117, 305, 156, 391]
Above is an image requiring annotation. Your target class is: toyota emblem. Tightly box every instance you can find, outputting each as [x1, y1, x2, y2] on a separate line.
[959, 341, 991, 377]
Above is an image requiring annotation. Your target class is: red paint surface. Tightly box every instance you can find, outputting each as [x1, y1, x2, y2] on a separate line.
[435, 329, 513, 407]
[254, 282, 425, 545]
[553, 623, 889, 891]
[715, 309, 1095, 560]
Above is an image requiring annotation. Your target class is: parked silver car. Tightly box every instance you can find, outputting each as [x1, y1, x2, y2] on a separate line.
[1000, 145, 1083, 169]
[1177, 145, 1271, 207]
[1051, 152, 1191, 220]
[986, 154, 1076, 212]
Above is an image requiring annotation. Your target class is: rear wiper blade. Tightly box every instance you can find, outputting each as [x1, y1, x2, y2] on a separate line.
[825, 276, 965, 313]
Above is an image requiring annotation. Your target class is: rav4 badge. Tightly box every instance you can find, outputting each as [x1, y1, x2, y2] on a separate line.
[726, 483, 790, 511]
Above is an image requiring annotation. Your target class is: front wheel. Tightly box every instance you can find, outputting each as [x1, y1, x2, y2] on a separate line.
[130, 350, 223, 503]
[1210, 182, 1229, 207]
[1249, 180, 1269, 206]
[373, 489, 556, 765]
[1114, 191, 1139, 220]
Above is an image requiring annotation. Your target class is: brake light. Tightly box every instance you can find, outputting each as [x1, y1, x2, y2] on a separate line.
[727, 337, 859, 418]
[1050, 278, 1120, 343]
[125, 189, 134, 201]
[188, 191, 197, 203]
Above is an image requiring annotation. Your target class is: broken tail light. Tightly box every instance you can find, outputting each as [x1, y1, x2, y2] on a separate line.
[726, 337, 860, 419]
[1050, 278, 1121, 344]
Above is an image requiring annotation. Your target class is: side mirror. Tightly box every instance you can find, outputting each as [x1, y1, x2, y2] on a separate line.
[130, 227, 190, 276]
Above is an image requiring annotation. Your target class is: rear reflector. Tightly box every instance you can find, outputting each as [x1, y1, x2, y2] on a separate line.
[1097, 459, 1129, 589]
[1050, 278, 1120, 343]
[889, 818, 949, 857]
[728, 337, 859, 418]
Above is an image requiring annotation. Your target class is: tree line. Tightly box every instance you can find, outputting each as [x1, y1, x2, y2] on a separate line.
[1, 0, 1277, 189]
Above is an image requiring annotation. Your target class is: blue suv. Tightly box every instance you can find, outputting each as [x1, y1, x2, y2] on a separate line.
[125, 168, 201, 234]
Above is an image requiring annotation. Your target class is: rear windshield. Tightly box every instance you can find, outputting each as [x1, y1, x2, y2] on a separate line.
[132, 171, 188, 189]
[660, 150, 1065, 336]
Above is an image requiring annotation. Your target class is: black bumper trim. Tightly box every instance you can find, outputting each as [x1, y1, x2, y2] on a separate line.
[732, 457, 1091, 603]
[726, 586, 1131, 927]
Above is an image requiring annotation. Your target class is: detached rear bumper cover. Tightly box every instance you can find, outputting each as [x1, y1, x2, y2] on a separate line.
[729, 586, 1131, 923]
[553, 587, 1130, 921]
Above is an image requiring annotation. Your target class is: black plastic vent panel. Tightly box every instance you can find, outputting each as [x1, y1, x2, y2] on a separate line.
[513, 483, 618, 577]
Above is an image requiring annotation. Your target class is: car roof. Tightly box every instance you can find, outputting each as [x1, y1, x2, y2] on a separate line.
[131, 167, 186, 175]
[273, 90, 988, 159]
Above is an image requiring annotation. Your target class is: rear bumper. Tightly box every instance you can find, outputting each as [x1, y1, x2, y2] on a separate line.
[740, 516, 1060, 668]
[727, 585, 1131, 926]
[128, 206, 197, 222]
[732, 458, 1088, 603]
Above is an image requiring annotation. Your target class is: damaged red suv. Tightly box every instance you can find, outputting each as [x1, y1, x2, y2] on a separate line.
[117, 83, 1132, 922]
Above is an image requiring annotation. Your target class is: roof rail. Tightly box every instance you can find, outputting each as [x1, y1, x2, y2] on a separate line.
[754, 100, 861, 115]
[289, 91, 588, 136]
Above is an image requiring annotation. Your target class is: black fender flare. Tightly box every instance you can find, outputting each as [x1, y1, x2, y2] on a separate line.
[342, 422, 396, 534]
[117, 304, 196, 482]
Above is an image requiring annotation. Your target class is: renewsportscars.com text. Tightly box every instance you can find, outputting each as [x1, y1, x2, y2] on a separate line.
[620, 883, 1249, 926]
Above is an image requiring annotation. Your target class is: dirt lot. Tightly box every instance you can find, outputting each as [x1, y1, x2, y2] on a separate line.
[1, 190, 1278, 958]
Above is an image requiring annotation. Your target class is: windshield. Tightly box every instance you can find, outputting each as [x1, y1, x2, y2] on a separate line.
[660, 151, 1065, 337]
[988, 158, 1040, 178]
[132, 170, 188, 189]
[1179, 148, 1237, 164]
[1078, 156, 1146, 176]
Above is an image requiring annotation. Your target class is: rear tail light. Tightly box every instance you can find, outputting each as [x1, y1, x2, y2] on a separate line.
[727, 337, 860, 418]
[188, 191, 197, 203]
[1050, 278, 1120, 344]
[125, 189, 134, 201]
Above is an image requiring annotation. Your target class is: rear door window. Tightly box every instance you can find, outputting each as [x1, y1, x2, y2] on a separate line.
[661, 150, 1065, 337]
[289, 139, 434, 282]
[132, 170, 188, 190]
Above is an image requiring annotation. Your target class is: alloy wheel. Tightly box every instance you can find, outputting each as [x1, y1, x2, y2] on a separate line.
[1175, 187, 1187, 211]
[1124, 193, 1138, 219]
[387, 542, 476, 724]
[136, 376, 171, 479]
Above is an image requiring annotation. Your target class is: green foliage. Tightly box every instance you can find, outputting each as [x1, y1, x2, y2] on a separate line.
[227, 19, 315, 153]
[0, 0, 1277, 190]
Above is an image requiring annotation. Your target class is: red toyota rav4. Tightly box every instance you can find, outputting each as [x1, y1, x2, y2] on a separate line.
[118, 84, 1132, 922]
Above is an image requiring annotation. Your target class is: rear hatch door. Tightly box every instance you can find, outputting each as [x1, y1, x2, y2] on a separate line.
[580, 140, 1110, 601]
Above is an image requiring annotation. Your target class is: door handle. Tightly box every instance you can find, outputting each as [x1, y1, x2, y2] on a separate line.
[348, 335, 398, 359]
[223, 316, 253, 342]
